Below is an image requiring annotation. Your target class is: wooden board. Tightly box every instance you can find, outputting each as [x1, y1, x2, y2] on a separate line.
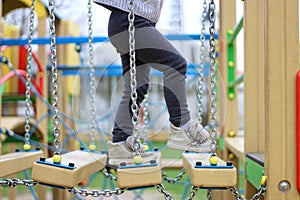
[0, 150, 43, 177]
[31, 150, 107, 188]
[224, 136, 244, 159]
[182, 153, 237, 188]
[117, 152, 162, 189]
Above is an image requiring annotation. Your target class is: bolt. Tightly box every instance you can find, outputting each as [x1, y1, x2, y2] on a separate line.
[278, 180, 291, 193]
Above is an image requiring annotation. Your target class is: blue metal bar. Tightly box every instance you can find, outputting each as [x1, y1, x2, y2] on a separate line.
[0, 34, 219, 46]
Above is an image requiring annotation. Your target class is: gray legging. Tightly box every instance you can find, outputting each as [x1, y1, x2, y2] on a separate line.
[107, 8, 190, 142]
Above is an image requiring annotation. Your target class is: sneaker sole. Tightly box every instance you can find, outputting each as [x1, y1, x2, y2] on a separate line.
[167, 142, 211, 153]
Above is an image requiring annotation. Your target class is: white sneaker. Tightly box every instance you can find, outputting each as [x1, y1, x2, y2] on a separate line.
[108, 136, 158, 166]
[167, 121, 211, 152]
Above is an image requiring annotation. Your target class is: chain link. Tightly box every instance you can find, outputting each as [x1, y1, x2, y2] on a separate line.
[141, 94, 149, 143]
[128, 0, 141, 155]
[156, 184, 174, 200]
[250, 185, 267, 200]
[208, 0, 218, 152]
[68, 187, 125, 197]
[197, 0, 207, 124]
[48, 0, 61, 155]
[161, 168, 185, 184]
[207, 189, 212, 200]
[24, 0, 35, 146]
[87, 0, 96, 146]
[228, 185, 267, 200]
[101, 168, 117, 181]
[187, 186, 199, 200]
[0, 179, 37, 187]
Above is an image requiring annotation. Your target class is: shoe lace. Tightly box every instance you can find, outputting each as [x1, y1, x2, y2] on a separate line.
[185, 122, 208, 146]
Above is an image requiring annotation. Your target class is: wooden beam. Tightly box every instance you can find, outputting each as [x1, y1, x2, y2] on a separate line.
[0, 150, 43, 177]
[264, 0, 299, 199]
[31, 150, 107, 188]
[117, 152, 162, 189]
[182, 153, 237, 188]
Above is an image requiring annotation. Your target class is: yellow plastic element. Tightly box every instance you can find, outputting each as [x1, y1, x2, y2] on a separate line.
[228, 29, 234, 35]
[109, 169, 116, 174]
[89, 144, 96, 151]
[1, 128, 7, 134]
[144, 144, 150, 151]
[209, 156, 219, 166]
[228, 61, 234, 67]
[53, 154, 62, 164]
[228, 93, 235, 100]
[228, 130, 236, 137]
[260, 176, 267, 185]
[228, 153, 235, 160]
[23, 144, 31, 151]
[133, 155, 143, 164]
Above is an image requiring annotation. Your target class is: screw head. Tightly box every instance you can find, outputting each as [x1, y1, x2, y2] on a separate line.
[278, 180, 291, 193]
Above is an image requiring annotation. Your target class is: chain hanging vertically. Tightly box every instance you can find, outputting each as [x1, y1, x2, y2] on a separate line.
[24, 0, 36, 149]
[48, 0, 61, 155]
[87, 0, 96, 149]
[141, 94, 149, 143]
[128, 0, 141, 155]
[208, 0, 218, 152]
[197, 0, 207, 124]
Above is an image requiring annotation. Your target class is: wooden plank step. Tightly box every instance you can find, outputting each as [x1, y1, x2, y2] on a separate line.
[224, 136, 244, 159]
[117, 152, 162, 189]
[31, 149, 107, 188]
[0, 150, 43, 177]
[182, 152, 237, 188]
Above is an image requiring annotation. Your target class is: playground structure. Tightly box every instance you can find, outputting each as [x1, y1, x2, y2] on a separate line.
[0, 0, 299, 200]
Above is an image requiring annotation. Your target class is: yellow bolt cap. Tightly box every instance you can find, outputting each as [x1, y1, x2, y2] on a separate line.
[23, 144, 31, 151]
[134, 155, 143, 164]
[53, 154, 62, 164]
[89, 144, 96, 151]
[210, 156, 218, 166]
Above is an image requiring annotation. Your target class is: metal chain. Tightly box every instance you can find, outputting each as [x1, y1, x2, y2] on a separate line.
[68, 187, 125, 197]
[101, 168, 117, 181]
[0, 179, 37, 187]
[48, 0, 61, 155]
[87, 0, 96, 146]
[141, 94, 149, 143]
[161, 168, 185, 184]
[228, 187, 244, 200]
[24, 0, 35, 146]
[208, 0, 218, 152]
[228, 185, 267, 200]
[197, 0, 207, 124]
[156, 184, 174, 200]
[187, 186, 199, 200]
[128, 0, 141, 155]
[207, 189, 212, 200]
[250, 185, 267, 200]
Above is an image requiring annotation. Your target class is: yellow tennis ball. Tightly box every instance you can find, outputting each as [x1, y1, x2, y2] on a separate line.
[89, 144, 96, 151]
[23, 144, 31, 151]
[210, 156, 218, 166]
[134, 155, 143, 164]
[53, 155, 62, 164]
[144, 144, 150, 151]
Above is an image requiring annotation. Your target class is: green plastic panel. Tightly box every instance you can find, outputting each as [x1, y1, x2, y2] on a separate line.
[245, 154, 264, 190]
